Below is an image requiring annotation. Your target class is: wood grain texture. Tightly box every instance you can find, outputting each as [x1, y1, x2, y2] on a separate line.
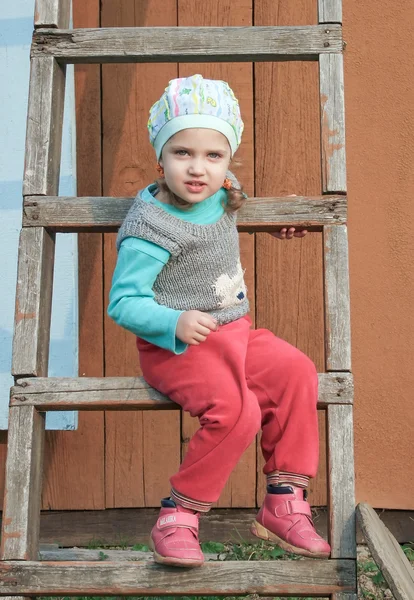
[324, 225, 351, 371]
[0, 432, 6, 511]
[318, 0, 342, 24]
[31, 25, 343, 62]
[101, 0, 180, 509]
[0, 406, 44, 560]
[34, 0, 71, 28]
[320, 53, 346, 192]
[23, 57, 65, 196]
[11, 373, 353, 408]
[357, 503, 414, 600]
[23, 194, 347, 231]
[40, 0, 106, 513]
[12, 228, 55, 377]
[254, 0, 327, 507]
[1, 506, 410, 547]
[0, 559, 356, 596]
[327, 404, 356, 558]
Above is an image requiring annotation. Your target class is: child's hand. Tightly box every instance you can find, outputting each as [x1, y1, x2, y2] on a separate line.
[270, 194, 307, 240]
[270, 227, 308, 240]
[176, 310, 218, 345]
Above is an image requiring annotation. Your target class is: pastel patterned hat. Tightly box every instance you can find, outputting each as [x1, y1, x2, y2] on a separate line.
[148, 74, 244, 159]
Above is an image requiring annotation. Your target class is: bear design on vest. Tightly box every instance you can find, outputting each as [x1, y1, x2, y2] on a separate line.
[212, 259, 247, 308]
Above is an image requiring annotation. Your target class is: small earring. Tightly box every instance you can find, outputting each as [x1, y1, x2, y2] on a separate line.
[223, 177, 232, 190]
[156, 163, 165, 178]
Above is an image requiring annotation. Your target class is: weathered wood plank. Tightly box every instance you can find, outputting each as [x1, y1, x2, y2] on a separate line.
[11, 373, 353, 410]
[357, 503, 414, 600]
[318, 0, 342, 24]
[23, 57, 66, 196]
[323, 225, 351, 371]
[39, 548, 157, 561]
[31, 25, 343, 63]
[0, 406, 45, 560]
[327, 404, 356, 559]
[1, 506, 411, 547]
[34, 0, 71, 28]
[12, 228, 55, 377]
[0, 559, 355, 596]
[23, 194, 347, 231]
[320, 53, 346, 192]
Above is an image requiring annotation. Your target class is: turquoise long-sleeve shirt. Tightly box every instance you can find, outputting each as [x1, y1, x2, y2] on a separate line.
[108, 184, 226, 354]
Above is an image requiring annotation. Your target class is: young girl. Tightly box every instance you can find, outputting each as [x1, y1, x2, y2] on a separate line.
[108, 74, 330, 568]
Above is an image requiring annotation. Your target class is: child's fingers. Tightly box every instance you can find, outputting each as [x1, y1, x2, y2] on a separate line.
[195, 324, 213, 337]
[271, 229, 287, 239]
[198, 315, 218, 331]
[193, 332, 208, 343]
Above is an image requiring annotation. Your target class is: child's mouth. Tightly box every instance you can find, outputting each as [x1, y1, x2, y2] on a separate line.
[185, 181, 206, 193]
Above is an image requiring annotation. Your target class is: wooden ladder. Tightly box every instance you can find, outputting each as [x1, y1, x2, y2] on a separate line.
[0, 0, 357, 597]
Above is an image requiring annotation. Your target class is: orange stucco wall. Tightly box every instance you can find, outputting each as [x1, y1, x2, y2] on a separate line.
[344, 1, 414, 508]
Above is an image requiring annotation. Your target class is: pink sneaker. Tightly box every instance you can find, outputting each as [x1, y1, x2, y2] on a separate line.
[251, 485, 331, 558]
[150, 499, 204, 568]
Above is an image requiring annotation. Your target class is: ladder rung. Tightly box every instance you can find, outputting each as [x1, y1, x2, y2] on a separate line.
[11, 373, 353, 410]
[31, 25, 343, 64]
[23, 195, 347, 232]
[0, 559, 355, 596]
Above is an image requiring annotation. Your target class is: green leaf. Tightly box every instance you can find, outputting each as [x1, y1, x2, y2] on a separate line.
[201, 541, 226, 553]
[270, 546, 286, 559]
[132, 543, 149, 551]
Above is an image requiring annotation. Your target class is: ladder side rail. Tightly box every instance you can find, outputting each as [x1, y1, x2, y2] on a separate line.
[14, 53, 67, 377]
[323, 225, 352, 371]
[12, 228, 55, 378]
[327, 402, 356, 561]
[320, 15, 356, 576]
[318, 0, 342, 25]
[2, 3, 68, 574]
[320, 53, 346, 193]
[0, 406, 45, 560]
[35, 0, 71, 29]
[23, 57, 66, 197]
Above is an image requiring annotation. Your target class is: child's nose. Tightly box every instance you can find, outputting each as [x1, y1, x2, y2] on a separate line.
[189, 159, 205, 175]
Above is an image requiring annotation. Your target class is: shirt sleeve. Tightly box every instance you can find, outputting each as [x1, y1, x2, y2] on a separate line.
[107, 237, 187, 354]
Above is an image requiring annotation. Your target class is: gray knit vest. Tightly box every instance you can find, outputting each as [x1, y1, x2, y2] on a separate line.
[116, 190, 249, 324]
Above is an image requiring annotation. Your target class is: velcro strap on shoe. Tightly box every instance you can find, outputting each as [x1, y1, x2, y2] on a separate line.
[157, 512, 199, 531]
[275, 500, 312, 518]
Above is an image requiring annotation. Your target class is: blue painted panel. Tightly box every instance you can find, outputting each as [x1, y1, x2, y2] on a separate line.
[0, 6, 78, 430]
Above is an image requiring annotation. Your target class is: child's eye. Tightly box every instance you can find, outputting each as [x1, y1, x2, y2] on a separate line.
[175, 150, 188, 156]
[208, 152, 221, 159]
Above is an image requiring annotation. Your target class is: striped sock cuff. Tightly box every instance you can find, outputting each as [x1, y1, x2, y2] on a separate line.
[266, 471, 309, 489]
[170, 488, 212, 513]
[266, 470, 280, 486]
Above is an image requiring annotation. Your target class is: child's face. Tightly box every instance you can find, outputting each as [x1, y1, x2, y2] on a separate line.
[159, 128, 231, 204]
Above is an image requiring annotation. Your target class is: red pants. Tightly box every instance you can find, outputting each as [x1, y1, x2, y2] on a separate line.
[137, 316, 319, 508]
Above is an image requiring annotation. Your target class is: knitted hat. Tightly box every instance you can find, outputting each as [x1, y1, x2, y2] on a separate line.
[148, 74, 244, 159]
